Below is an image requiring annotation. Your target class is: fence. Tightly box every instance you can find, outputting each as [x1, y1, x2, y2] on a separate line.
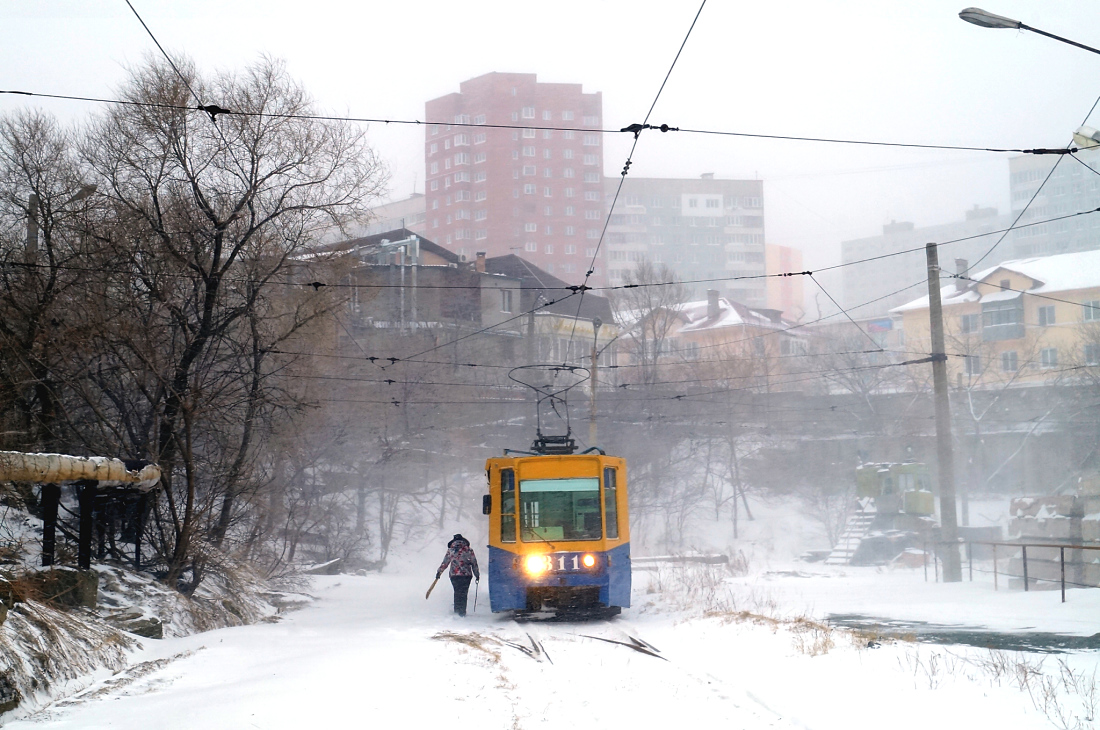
[922, 539, 1100, 603]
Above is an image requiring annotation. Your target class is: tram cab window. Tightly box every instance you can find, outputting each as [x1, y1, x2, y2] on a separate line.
[500, 469, 516, 543]
[603, 467, 619, 539]
[519, 478, 601, 541]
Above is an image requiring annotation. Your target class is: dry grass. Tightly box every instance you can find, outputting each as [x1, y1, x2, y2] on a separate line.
[431, 631, 503, 663]
[0, 601, 137, 718]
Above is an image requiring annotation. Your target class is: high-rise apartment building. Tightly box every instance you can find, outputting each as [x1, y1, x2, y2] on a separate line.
[841, 205, 1013, 317]
[1008, 148, 1100, 258]
[604, 175, 767, 306]
[424, 73, 605, 284]
[765, 244, 804, 320]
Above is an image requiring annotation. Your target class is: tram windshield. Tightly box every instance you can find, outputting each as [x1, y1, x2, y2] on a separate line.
[519, 478, 601, 541]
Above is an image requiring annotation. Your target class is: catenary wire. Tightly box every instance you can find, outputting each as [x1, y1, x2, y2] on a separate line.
[0, 87, 1087, 156]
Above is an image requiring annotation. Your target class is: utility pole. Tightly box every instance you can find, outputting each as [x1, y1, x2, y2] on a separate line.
[589, 318, 602, 447]
[926, 242, 962, 582]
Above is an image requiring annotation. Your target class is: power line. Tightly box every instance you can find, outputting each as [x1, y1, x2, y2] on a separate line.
[566, 0, 707, 352]
[0, 87, 1084, 156]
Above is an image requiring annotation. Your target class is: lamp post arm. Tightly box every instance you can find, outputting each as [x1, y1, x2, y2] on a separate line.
[1019, 23, 1100, 57]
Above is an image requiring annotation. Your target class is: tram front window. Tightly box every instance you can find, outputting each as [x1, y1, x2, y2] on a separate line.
[519, 478, 601, 541]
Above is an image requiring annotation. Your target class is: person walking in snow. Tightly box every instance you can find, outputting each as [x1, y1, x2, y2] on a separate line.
[436, 534, 480, 616]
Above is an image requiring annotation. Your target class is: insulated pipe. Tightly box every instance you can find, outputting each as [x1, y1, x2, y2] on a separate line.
[0, 451, 160, 490]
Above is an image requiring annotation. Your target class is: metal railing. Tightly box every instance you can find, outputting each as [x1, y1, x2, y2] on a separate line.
[923, 539, 1100, 603]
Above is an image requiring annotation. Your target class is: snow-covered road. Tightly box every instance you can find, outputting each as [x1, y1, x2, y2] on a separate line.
[6, 568, 1099, 729]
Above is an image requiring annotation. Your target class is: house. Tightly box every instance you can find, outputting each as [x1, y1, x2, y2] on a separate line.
[618, 289, 808, 389]
[891, 250, 1100, 386]
[484, 254, 618, 371]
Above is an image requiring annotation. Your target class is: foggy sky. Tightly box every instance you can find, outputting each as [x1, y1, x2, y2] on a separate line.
[2, 0, 1098, 297]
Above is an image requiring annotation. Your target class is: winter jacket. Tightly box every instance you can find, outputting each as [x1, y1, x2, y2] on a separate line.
[437, 537, 480, 580]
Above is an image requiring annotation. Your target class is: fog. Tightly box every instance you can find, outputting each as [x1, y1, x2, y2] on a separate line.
[3, 0, 1098, 280]
[2, 4, 1100, 725]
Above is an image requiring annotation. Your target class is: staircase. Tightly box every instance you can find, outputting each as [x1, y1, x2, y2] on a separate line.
[825, 511, 876, 565]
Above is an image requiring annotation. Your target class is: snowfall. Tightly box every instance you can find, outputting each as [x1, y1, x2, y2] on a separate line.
[5, 501, 1100, 730]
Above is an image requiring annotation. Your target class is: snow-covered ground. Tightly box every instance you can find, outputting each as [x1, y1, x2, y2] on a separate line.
[6, 546, 1099, 730]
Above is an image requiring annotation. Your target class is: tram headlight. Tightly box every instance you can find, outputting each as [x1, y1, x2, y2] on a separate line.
[582, 553, 596, 569]
[525, 554, 551, 575]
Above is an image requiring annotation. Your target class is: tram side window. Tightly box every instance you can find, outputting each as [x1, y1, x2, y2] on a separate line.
[603, 467, 619, 539]
[501, 468, 516, 543]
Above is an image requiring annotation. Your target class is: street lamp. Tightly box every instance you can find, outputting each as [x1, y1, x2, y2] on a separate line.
[25, 184, 97, 267]
[959, 7, 1100, 56]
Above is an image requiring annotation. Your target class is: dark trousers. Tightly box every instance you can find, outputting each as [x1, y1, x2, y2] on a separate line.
[450, 575, 473, 616]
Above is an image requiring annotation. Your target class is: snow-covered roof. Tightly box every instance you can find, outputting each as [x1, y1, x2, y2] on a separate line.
[675, 297, 795, 335]
[891, 249, 1100, 313]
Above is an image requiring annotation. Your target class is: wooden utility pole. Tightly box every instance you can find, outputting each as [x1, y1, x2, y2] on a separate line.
[926, 243, 962, 582]
[589, 318, 602, 447]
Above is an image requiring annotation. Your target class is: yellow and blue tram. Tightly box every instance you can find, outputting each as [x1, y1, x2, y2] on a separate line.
[482, 449, 630, 616]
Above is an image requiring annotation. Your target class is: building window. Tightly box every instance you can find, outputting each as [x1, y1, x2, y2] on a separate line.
[964, 355, 981, 376]
[543, 168, 552, 177]
[431, 199, 439, 210]
[524, 184, 536, 195]
[445, 159, 452, 169]
[586, 247, 597, 256]
[453, 171, 470, 183]
[1040, 347, 1058, 368]
[474, 133, 486, 144]
[706, 199, 719, 208]
[583, 134, 599, 146]
[585, 210, 601, 220]
[524, 223, 538, 233]
[429, 143, 438, 155]
[523, 165, 536, 176]
[430, 180, 439, 191]
[689, 198, 698, 208]
[474, 210, 487, 220]
[565, 187, 575, 198]
[563, 167, 575, 178]
[544, 206, 552, 215]
[444, 139, 451, 150]
[566, 226, 575, 236]
[522, 107, 535, 119]
[430, 162, 439, 175]
[430, 125, 440, 136]
[525, 242, 537, 252]
[544, 187, 552, 197]
[1085, 343, 1100, 365]
[544, 226, 552, 235]
[562, 111, 574, 121]
[1084, 300, 1100, 321]
[455, 190, 471, 201]
[959, 313, 980, 334]
[543, 149, 552, 159]
[565, 206, 575, 216]
[454, 134, 469, 146]
[1001, 351, 1018, 372]
[454, 153, 470, 165]
[563, 149, 574, 160]
[501, 289, 513, 313]
[586, 229, 600, 239]
[522, 128, 536, 139]
[522, 146, 536, 157]
[583, 172, 600, 183]
[475, 229, 487, 240]
[583, 115, 599, 126]
[563, 130, 575, 140]
[474, 172, 486, 182]
[584, 154, 598, 165]
[565, 244, 576, 254]
[584, 190, 600, 201]
[475, 190, 487, 202]
[474, 115, 486, 125]
[1038, 305, 1056, 326]
[545, 244, 553, 254]
[474, 153, 486, 163]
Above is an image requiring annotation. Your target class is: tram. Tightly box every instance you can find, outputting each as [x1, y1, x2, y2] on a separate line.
[482, 436, 630, 617]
